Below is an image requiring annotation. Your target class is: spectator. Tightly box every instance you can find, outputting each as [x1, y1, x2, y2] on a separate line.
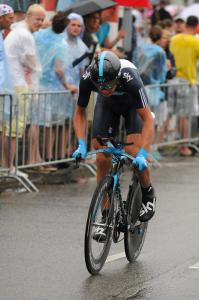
[2, 8, 26, 39]
[157, 29, 176, 150]
[82, 11, 101, 63]
[151, 0, 172, 26]
[96, 7, 125, 50]
[170, 16, 199, 156]
[174, 17, 185, 34]
[160, 29, 176, 80]
[159, 18, 175, 35]
[60, 12, 88, 158]
[14, 9, 26, 23]
[4, 4, 46, 168]
[137, 25, 167, 159]
[35, 11, 78, 163]
[0, 4, 14, 173]
[138, 25, 167, 88]
[65, 13, 88, 87]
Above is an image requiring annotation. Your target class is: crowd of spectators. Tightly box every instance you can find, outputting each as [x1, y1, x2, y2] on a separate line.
[0, 1, 199, 177]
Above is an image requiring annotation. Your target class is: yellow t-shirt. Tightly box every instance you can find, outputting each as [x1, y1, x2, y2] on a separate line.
[170, 33, 199, 84]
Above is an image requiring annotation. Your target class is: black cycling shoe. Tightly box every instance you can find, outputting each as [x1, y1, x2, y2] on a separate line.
[93, 210, 109, 243]
[139, 187, 156, 222]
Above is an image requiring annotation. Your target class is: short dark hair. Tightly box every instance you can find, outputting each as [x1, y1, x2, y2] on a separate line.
[175, 17, 184, 23]
[162, 18, 173, 28]
[149, 25, 162, 42]
[186, 16, 199, 28]
[52, 11, 67, 34]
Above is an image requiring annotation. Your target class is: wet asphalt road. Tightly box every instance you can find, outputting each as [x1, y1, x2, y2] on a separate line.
[0, 156, 199, 300]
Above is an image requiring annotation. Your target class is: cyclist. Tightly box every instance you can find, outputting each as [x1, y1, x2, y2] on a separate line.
[73, 51, 156, 240]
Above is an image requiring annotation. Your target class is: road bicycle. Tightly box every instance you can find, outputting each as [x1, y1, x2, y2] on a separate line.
[84, 137, 148, 275]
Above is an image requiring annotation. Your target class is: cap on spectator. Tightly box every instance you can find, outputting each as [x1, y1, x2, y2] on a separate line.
[0, 4, 14, 16]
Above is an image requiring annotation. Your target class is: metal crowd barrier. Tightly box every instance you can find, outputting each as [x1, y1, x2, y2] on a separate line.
[0, 82, 199, 192]
[0, 90, 79, 192]
[146, 82, 199, 153]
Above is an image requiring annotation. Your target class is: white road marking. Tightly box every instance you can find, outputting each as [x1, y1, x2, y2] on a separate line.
[189, 261, 199, 269]
[106, 252, 126, 263]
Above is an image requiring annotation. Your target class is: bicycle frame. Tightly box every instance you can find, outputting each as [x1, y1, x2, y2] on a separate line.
[87, 141, 135, 192]
[87, 141, 136, 234]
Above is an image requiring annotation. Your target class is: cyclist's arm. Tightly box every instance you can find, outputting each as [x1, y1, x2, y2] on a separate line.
[73, 105, 87, 140]
[73, 71, 94, 141]
[136, 106, 154, 152]
[124, 68, 154, 152]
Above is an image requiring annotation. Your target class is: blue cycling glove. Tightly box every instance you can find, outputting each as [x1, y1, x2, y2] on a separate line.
[72, 139, 87, 159]
[133, 148, 148, 171]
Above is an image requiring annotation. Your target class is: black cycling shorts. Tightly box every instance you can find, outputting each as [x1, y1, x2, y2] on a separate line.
[92, 93, 142, 138]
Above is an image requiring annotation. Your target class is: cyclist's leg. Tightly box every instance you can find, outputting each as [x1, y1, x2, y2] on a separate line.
[124, 108, 156, 222]
[92, 95, 119, 183]
[92, 95, 119, 212]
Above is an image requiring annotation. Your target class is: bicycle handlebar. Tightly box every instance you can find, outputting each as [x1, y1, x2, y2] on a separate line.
[74, 136, 144, 169]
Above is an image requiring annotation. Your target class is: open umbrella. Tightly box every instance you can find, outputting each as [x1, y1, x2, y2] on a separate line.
[114, 0, 151, 9]
[179, 4, 199, 20]
[64, 0, 116, 16]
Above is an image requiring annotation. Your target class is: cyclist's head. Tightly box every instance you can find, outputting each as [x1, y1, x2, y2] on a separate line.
[90, 51, 121, 97]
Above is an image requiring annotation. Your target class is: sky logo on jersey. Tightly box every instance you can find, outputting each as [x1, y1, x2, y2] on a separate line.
[123, 72, 133, 82]
[97, 77, 105, 83]
[83, 69, 90, 80]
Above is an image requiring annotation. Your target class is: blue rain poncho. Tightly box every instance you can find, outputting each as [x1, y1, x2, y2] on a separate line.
[35, 27, 72, 90]
[137, 43, 167, 85]
[137, 43, 167, 107]
[34, 28, 73, 125]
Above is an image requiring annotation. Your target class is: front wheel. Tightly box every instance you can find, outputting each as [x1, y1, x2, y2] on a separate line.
[124, 178, 148, 262]
[84, 176, 114, 275]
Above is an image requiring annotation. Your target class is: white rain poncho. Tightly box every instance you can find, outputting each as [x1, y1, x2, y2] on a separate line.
[0, 31, 13, 92]
[5, 20, 41, 89]
[65, 13, 89, 86]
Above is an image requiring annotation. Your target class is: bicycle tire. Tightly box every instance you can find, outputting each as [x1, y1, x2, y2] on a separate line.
[124, 177, 148, 263]
[84, 175, 114, 274]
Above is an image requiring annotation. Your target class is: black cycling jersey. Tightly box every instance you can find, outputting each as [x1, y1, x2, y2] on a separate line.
[77, 59, 149, 138]
[77, 59, 149, 109]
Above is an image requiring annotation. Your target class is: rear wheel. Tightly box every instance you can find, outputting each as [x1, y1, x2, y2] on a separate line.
[84, 176, 114, 274]
[124, 177, 148, 262]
